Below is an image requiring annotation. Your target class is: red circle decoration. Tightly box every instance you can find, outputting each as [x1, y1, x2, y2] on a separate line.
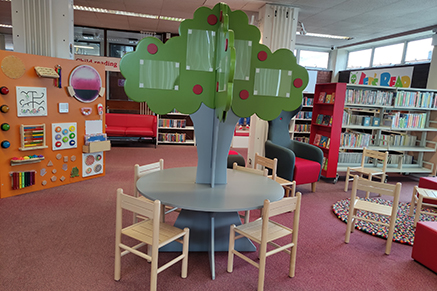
[257, 51, 267, 61]
[207, 14, 218, 25]
[239, 90, 249, 100]
[147, 44, 158, 55]
[293, 78, 303, 88]
[193, 84, 203, 95]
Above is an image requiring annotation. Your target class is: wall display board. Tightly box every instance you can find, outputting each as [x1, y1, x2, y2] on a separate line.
[82, 152, 104, 177]
[0, 50, 106, 199]
[52, 122, 77, 150]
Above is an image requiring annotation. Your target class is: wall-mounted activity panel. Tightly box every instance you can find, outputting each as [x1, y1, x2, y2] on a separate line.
[0, 50, 107, 198]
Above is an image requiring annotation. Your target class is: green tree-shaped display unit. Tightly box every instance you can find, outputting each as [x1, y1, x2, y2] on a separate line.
[120, 3, 308, 186]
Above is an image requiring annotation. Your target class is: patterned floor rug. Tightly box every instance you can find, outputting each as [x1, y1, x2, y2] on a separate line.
[332, 198, 437, 245]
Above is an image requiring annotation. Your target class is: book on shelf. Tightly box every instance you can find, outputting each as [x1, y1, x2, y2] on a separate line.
[362, 116, 371, 126]
[330, 92, 335, 103]
[322, 157, 328, 171]
[316, 114, 324, 124]
[321, 115, 331, 126]
[371, 117, 380, 126]
[313, 134, 322, 146]
[325, 94, 331, 103]
[320, 136, 328, 148]
[318, 92, 327, 103]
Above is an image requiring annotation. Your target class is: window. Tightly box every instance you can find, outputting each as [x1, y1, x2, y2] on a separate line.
[347, 49, 371, 69]
[372, 43, 404, 67]
[74, 42, 101, 56]
[109, 44, 135, 58]
[405, 38, 433, 63]
[299, 50, 329, 69]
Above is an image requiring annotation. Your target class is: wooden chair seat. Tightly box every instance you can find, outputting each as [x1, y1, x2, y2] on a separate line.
[235, 219, 293, 243]
[347, 166, 384, 176]
[122, 219, 187, 247]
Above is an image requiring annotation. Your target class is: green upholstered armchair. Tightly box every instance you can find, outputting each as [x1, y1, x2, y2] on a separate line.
[265, 106, 324, 192]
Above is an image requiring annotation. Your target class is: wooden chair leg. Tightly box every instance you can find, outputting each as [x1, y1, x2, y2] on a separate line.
[114, 244, 121, 281]
[227, 225, 236, 273]
[181, 228, 189, 278]
[311, 182, 316, 192]
[257, 242, 267, 291]
[344, 168, 351, 192]
[408, 187, 417, 217]
[289, 244, 297, 278]
[365, 175, 372, 198]
[150, 247, 159, 291]
[385, 219, 396, 255]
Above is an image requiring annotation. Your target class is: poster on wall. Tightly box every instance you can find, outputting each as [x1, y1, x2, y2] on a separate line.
[16, 86, 48, 117]
[349, 67, 414, 88]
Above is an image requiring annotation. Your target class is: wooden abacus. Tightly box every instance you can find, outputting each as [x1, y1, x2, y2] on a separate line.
[19, 124, 48, 151]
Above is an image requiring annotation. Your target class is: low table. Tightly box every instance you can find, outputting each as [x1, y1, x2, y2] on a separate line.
[136, 166, 284, 279]
[409, 186, 437, 227]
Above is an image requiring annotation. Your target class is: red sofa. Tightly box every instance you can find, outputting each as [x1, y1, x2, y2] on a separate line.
[106, 113, 157, 146]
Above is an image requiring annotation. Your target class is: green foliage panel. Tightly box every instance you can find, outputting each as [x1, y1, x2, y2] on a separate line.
[120, 2, 308, 121]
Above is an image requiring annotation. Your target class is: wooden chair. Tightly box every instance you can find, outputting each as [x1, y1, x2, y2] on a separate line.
[233, 162, 268, 224]
[254, 152, 296, 197]
[227, 193, 302, 291]
[114, 188, 190, 291]
[134, 159, 177, 223]
[345, 175, 401, 255]
[344, 148, 388, 198]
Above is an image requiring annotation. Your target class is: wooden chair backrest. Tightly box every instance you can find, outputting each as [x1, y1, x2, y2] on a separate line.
[264, 194, 301, 218]
[116, 188, 161, 246]
[361, 148, 388, 172]
[351, 175, 401, 206]
[233, 162, 268, 176]
[134, 159, 164, 197]
[254, 153, 278, 180]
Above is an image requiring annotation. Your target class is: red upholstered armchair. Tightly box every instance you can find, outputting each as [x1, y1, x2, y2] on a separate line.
[265, 106, 323, 192]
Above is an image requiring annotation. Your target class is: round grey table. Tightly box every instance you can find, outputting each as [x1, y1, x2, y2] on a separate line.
[136, 166, 284, 279]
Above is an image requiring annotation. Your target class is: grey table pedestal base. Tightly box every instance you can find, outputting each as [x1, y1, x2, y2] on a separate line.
[160, 209, 256, 279]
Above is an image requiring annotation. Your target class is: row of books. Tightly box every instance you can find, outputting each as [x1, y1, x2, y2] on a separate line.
[302, 96, 314, 106]
[294, 123, 311, 132]
[383, 112, 427, 129]
[313, 134, 330, 149]
[158, 132, 187, 143]
[394, 91, 436, 108]
[342, 112, 381, 127]
[338, 152, 414, 165]
[345, 89, 394, 106]
[317, 92, 335, 103]
[158, 119, 187, 128]
[295, 111, 312, 119]
[380, 133, 417, 147]
[293, 137, 309, 143]
[340, 132, 372, 148]
[315, 114, 332, 126]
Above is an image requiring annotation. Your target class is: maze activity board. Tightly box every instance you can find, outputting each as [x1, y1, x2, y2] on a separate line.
[0, 50, 107, 198]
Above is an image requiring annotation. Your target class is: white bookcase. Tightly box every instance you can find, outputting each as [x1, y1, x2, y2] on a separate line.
[338, 84, 437, 175]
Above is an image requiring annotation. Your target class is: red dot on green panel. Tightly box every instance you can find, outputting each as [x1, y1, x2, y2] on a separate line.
[147, 44, 158, 54]
[257, 51, 267, 61]
[239, 90, 249, 100]
[193, 85, 203, 95]
[293, 78, 303, 88]
[207, 14, 218, 25]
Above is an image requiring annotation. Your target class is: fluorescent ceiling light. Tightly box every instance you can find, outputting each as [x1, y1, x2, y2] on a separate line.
[298, 31, 352, 40]
[73, 5, 184, 22]
[0, 24, 12, 28]
[74, 45, 95, 49]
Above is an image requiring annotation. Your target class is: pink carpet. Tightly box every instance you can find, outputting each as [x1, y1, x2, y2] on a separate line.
[0, 145, 436, 291]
